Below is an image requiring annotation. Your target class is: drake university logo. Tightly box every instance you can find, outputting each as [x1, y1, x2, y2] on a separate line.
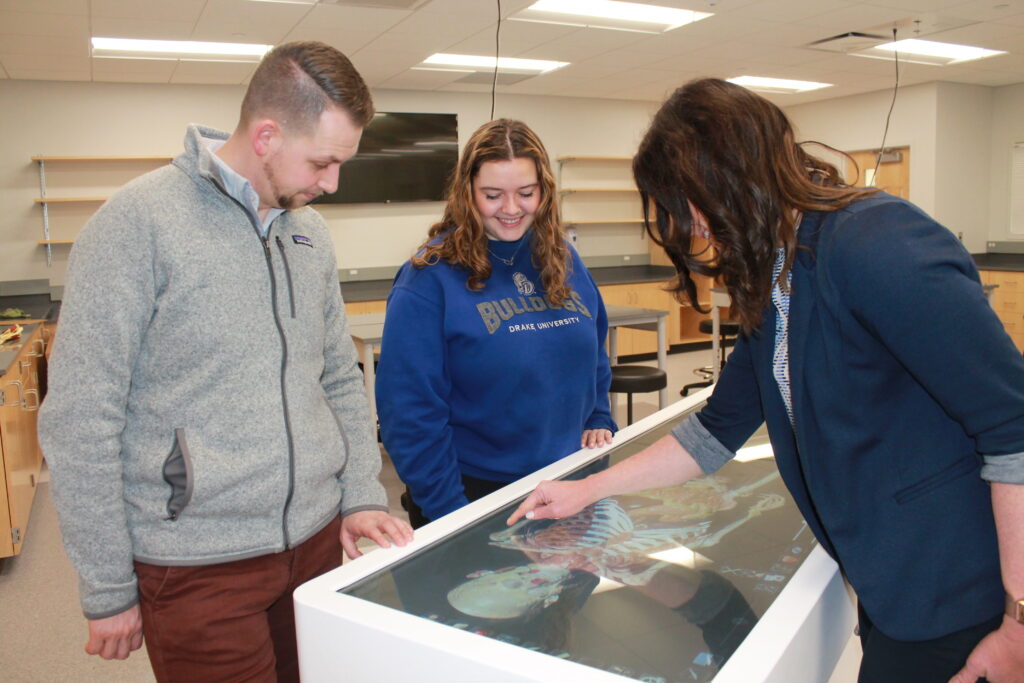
[513, 272, 535, 296]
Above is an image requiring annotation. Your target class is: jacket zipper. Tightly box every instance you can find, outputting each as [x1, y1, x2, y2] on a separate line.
[275, 236, 297, 319]
[211, 182, 297, 550]
[261, 235, 297, 549]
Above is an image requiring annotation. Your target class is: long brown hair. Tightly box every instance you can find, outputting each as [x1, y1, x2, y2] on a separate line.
[413, 119, 571, 306]
[633, 78, 877, 333]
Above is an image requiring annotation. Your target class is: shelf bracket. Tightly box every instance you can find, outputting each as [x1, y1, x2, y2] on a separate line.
[36, 158, 52, 267]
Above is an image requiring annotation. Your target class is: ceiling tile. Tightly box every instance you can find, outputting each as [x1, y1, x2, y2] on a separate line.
[90, 17, 198, 41]
[443, 29, 539, 58]
[792, 5, 919, 33]
[0, 0, 87, 13]
[1, 51, 88, 70]
[349, 48, 426, 84]
[736, 0, 853, 23]
[91, 0, 206, 23]
[92, 57, 177, 82]
[0, 10, 89, 37]
[170, 59, 257, 84]
[288, 3, 412, 33]
[377, 68, 465, 89]
[191, 0, 313, 44]
[278, 27, 379, 55]
[0, 33, 88, 56]
[516, 39, 617, 63]
[3, 65, 89, 80]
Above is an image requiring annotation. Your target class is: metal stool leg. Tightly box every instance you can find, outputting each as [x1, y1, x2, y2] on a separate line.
[626, 392, 634, 425]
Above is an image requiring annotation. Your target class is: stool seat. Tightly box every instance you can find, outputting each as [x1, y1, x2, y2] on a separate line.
[698, 318, 742, 336]
[609, 365, 668, 425]
[610, 365, 668, 393]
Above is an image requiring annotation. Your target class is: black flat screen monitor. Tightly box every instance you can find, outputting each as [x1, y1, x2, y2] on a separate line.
[315, 112, 458, 205]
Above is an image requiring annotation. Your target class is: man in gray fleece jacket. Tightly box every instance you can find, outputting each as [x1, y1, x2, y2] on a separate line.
[37, 41, 412, 682]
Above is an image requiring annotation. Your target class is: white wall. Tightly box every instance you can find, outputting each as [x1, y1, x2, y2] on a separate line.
[0, 79, 657, 289]
[933, 82, 994, 252]
[784, 82, 940, 216]
[988, 82, 1024, 243]
[783, 80, 1024, 253]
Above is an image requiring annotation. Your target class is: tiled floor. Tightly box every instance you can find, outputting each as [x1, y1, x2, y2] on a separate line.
[0, 345, 860, 682]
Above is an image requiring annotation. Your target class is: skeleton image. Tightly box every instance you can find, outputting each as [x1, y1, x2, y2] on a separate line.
[446, 564, 573, 619]
[488, 472, 785, 587]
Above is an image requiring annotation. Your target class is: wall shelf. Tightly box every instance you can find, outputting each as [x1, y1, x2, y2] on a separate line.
[564, 219, 644, 226]
[31, 155, 173, 163]
[555, 155, 631, 163]
[33, 155, 172, 266]
[559, 187, 638, 196]
[34, 197, 108, 204]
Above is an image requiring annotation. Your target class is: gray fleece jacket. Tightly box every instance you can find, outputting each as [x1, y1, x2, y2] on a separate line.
[38, 125, 387, 620]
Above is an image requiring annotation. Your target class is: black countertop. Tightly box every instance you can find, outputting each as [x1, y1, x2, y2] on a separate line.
[339, 264, 677, 303]
[0, 294, 60, 323]
[972, 253, 1024, 272]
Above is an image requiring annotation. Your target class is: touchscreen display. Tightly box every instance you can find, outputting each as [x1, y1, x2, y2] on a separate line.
[341, 413, 814, 683]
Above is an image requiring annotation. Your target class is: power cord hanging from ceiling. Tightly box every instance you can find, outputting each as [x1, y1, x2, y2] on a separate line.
[872, 27, 900, 186]
[491, 0, 501, 120]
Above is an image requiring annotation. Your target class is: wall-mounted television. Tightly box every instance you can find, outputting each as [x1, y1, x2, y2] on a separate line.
[315, 112, 458, 205]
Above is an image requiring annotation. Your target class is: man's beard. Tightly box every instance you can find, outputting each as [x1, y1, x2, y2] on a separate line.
[263, 160, 319, 210]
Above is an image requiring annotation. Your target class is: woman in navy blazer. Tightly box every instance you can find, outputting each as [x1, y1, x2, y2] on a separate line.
[510, 79, 1024, 682]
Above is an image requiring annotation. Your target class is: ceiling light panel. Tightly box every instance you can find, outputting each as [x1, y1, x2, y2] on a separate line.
[727, 75, 832, 94]
[91, 37, 273, 62]
[853, 38, 1006, 66]
[511, 0, 712, 34]
[420, 53, 569, 74]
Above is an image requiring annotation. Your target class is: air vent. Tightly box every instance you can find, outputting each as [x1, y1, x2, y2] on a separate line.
[807, 31, 887, 54]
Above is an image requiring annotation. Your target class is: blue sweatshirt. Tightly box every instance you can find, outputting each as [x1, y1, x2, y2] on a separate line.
[376, 232, 615, 521]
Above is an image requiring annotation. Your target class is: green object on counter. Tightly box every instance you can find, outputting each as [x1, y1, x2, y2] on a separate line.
[0, 308, 31, 319]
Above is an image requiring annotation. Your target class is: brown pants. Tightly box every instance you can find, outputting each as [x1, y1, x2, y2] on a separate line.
[134, 517, 342, 683]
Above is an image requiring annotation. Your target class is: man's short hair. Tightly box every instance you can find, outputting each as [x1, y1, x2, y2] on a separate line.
[240, 41, 374, 133]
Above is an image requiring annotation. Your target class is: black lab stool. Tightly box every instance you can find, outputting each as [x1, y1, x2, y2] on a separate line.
[610, 365, 668, 425]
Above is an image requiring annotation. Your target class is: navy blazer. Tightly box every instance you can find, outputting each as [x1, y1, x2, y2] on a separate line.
[697, 193, 1024, 640]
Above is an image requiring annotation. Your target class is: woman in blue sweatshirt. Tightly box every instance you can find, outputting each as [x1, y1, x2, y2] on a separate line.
[376, 119, 616, 528]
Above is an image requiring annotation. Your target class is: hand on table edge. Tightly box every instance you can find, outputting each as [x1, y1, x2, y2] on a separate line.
[340, 510, 414, 559]
[581, 428, 614, 449]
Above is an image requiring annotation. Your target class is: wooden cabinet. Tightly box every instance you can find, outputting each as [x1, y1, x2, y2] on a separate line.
[345, 300, 386, 316]
[979, 269, 1024, 351]
[0, 324, 46, 557]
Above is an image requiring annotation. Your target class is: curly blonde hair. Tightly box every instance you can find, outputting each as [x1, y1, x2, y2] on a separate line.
[412, 119, 571, 306]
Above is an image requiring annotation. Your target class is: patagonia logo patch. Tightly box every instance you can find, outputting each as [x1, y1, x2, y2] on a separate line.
[292, 234, 313, 248]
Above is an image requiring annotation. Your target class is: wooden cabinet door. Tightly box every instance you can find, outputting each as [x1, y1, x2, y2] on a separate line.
[0, 327, 44, 557]
[345, 300, 387, 316]
[979, 270, 1024, 351]
[599, 284, 647, 356]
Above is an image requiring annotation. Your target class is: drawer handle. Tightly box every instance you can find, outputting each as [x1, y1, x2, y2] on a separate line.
[23, 388, 40, 411]
[3, 379, 24, 408]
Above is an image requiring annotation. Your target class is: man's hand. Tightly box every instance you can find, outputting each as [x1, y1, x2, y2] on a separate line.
[949, 617, 1024, 683]
[506, 479, 597, 526]
[85, 604, 144, 660]
[581, 429, 614, 449]
[340, 510, 414, 559]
